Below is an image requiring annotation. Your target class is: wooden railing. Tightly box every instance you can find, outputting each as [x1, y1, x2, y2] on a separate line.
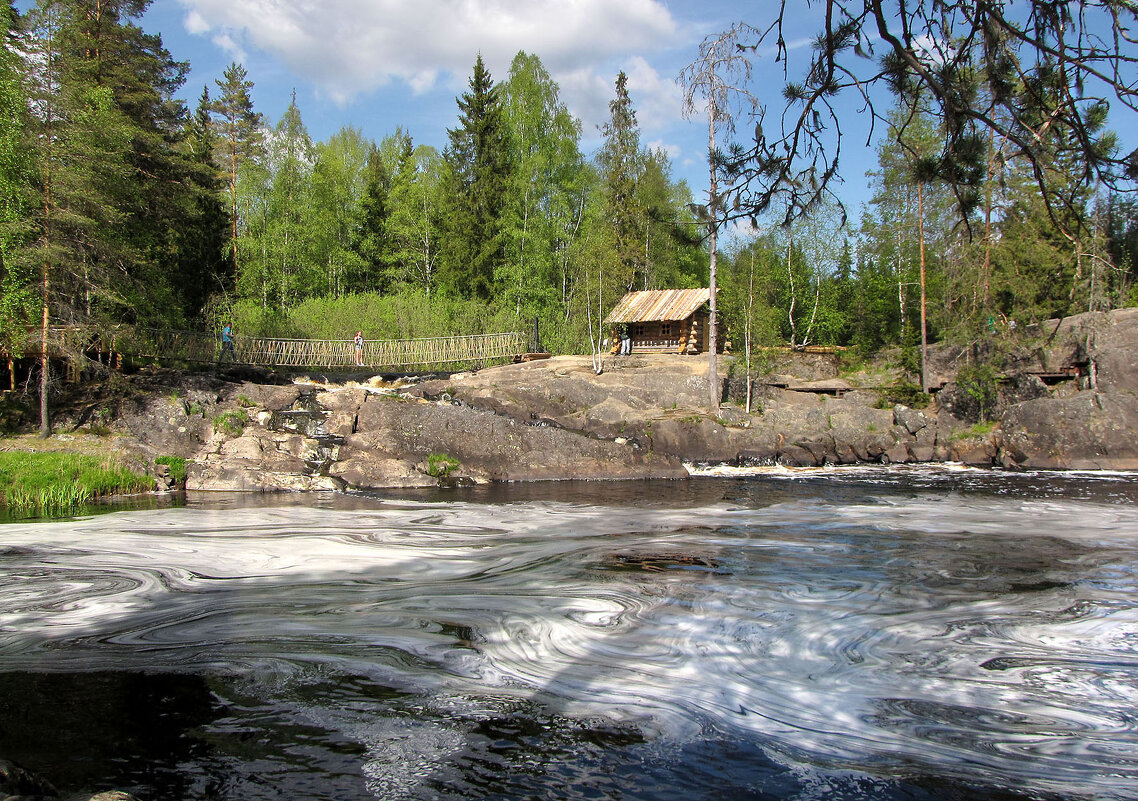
[18, 326, 529, 372]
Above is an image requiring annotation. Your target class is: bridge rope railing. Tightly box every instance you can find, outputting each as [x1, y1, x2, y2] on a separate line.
[21, 326, 529, 371]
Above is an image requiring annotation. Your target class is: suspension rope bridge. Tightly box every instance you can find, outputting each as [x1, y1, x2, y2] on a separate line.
[12, 326, 533, 374]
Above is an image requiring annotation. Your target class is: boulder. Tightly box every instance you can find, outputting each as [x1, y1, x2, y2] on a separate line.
[329, 444, 438, 489]
[229, 382, 301, 411]
[349, 391, 687, 483]
[0, 758, 57, 798]
[999, 392, 1138, 470]
[893, 404, 930, 435]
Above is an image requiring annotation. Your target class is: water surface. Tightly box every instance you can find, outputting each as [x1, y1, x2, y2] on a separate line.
[2, 466, 1138, 800]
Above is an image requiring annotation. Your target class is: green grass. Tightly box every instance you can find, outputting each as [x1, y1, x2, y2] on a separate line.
[0, 452, 151, 516]
[212, 409, 248, 437]
[155, 455, 188, 484]
[952, 420, 999, 440]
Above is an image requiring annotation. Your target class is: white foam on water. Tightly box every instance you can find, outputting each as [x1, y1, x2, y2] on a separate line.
[4, 492, 1138, 798]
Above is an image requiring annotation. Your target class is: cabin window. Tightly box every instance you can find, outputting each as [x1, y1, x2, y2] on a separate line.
[660, 322, 673, 338]
[634, 323, 646, 337]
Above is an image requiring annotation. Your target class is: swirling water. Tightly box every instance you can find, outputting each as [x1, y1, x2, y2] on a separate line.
[3, 467, 1138, 800]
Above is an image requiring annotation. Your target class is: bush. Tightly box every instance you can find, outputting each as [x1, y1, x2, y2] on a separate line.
[215, 288, 594, 356]
[427, 452, 460, 479]
[956, 364, 1000, 421]
[874, 381, 932, 409]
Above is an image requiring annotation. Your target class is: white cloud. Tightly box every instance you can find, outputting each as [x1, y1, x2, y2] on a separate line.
[184, 10, 210, 35]
[176, 0, 680, 106]
[647, 139, 681, 161]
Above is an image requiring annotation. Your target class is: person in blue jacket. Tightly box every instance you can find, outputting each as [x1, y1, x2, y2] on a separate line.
[219, 323, 235, 363]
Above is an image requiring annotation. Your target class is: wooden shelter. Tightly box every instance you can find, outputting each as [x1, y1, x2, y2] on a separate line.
[604, 288, 718, 354]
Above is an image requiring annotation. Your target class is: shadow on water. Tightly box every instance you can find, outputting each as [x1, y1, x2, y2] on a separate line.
[1, 469, 1136, 799]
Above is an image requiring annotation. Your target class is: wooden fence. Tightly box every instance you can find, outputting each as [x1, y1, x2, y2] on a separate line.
[16, 326, 529, 372]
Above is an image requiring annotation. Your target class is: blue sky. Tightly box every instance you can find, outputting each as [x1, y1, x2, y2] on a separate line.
[136, 0, 885, 215]
[19, 1, 888, 216]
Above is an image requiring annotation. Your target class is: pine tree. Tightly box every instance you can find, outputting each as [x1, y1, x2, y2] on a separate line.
[23, 0, 135, 434]
[61, 0, 203, 325]
[212, 62, 263, 272]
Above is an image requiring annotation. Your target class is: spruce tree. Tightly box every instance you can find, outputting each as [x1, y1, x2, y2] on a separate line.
[440, 54, 512, 300]
[174, 86, 231, 320]
[597, 71, 644, 290]
[353, 144, 392, 292]
[0, 1, 32, 356]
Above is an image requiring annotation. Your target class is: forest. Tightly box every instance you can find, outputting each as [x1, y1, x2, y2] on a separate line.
[1, 1, 1136, 400]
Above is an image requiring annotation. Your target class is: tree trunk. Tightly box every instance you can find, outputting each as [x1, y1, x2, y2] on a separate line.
[918, 180, 929, 394]
[745, 247, 754, 414]
[706, 113, 719, 412]
[39, 255, 50, 438]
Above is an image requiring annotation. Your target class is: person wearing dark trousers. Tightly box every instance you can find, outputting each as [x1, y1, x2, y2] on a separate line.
[219, 323, 235, 363]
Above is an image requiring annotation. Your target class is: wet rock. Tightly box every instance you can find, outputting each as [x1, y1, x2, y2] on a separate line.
[0, 758, 57, 798]
[778, 444, 819, 467]
[949, 435, 999, 467]
[998, 392, 1138, 470]
[881, 443, 911, 464]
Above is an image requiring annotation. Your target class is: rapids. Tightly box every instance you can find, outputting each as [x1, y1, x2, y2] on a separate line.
[2, 466, 1138, 800]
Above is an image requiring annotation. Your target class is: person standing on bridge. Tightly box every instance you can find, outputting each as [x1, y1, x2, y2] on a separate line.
[219, 322, 235, 363]
[354, 330, 364, 367]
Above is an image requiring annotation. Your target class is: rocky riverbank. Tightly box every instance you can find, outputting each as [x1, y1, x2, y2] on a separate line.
[6, 307, 1137, 491]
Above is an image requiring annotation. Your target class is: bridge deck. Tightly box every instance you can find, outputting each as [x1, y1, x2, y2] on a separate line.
[15, 327, 529, 372]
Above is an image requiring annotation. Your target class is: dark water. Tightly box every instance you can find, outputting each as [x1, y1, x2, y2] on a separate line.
[3, 466, 1138, 800]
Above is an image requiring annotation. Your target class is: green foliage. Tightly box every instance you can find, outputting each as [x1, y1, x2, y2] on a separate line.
[952, 420, 998, 440]
[956, 364, 1000, 421]
[0, 451, 150, 516]
[427, 452, 459, 479]
[3, 2, 1129, 383]
[212, 409, 247, 437]
[155, 455, 187, 483]
[874, 381, 932, 410]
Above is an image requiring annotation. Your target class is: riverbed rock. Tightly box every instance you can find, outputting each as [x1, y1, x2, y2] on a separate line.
[0, 758, 57, 798]
[19, 307, 1138, 490]
[998, 392, 1138, 470]
[893, 404, 930, 435]
[347, 390, 686, 483]
[329, 446, 438, 489]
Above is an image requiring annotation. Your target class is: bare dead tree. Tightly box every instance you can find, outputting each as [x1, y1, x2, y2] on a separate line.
[679, 23, 760, 413]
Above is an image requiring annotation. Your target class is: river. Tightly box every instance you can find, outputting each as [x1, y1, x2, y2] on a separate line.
[2, 466, 1138, 800]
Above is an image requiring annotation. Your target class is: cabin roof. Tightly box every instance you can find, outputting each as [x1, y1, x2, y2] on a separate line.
[604, 288, 711, 324]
